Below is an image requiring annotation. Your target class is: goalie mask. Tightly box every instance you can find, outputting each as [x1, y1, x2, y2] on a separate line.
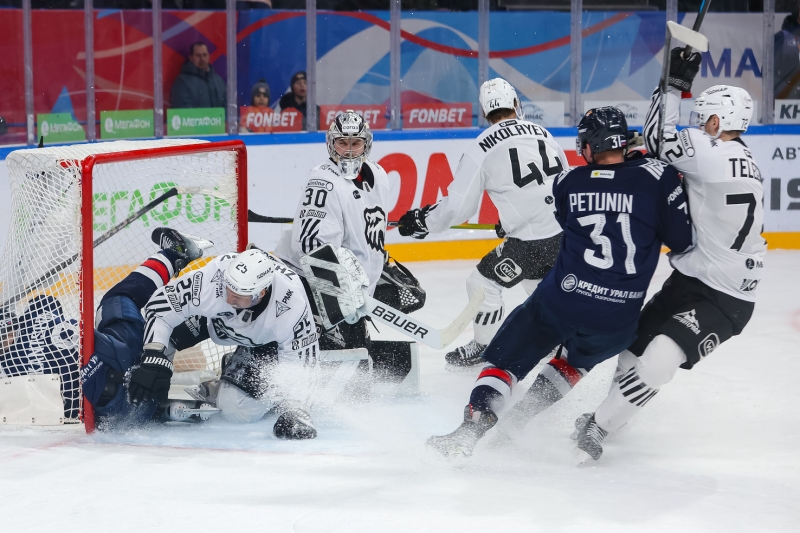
[223, 249, 278, 309]
[690, 85, 753, 138]
[479, 78, 523, 120]
[327, 110, 373, 179]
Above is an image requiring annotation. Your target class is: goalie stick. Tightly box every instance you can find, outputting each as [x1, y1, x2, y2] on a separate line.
[247, 209, 497, 231]
[656, 0, 711, 157]
[363, 288, 484, 350]
[2, 185, 225, 309]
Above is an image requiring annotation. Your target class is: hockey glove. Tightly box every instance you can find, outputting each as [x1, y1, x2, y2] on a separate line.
[397, 206, 431, 239]
[273, 408, 317, 440]
[128, 345, 174, 405]
[667, 47, 701, 92]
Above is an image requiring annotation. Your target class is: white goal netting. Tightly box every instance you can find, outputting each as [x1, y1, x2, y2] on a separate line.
[0, 139, 244, 424]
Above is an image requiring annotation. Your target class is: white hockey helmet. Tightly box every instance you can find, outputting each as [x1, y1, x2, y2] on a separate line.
[223, 249, 278, 308]
[479, 78, 523, 120]
[326, 110, 373, 179]
[691, 85, 753, 137]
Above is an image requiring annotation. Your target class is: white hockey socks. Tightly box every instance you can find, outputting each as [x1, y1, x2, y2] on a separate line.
[595, 336, 686, 433]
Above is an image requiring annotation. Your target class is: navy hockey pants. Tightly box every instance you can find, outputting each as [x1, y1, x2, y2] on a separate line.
[482, 288, 639, 380]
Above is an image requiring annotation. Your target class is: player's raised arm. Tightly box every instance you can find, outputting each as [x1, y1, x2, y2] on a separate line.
[644, 47, 701, 162]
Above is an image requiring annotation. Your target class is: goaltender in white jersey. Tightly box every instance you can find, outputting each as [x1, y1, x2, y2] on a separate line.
[398, 78, 565, 369]
[275, 113, 389, 296]
[574, 48, 767, 461]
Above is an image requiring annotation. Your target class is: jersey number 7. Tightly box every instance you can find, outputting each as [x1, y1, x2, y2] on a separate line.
[725, 193, 756, 252]
[509, 140, 563, 189]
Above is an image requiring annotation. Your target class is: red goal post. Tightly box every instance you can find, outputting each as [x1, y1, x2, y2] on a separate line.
[54, 140, 247, 433]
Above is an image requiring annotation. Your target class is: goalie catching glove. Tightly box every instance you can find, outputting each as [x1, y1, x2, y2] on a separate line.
[299, 244, 371, 330]
[128, 344, 174, 404]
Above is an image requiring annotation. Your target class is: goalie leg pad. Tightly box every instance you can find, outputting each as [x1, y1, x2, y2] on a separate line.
[216, 380, 273, 423]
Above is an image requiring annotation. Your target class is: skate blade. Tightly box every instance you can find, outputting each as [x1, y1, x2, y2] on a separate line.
[572, 446, 599, 467]
[444, 363, 484, 374]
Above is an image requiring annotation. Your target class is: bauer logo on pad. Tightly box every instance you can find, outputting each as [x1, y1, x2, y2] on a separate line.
[590, 170, 615, 179]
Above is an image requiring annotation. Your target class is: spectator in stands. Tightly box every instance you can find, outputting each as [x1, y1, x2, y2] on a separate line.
[170, 42, 227, 111]
[251, 79, 271, 107]
[277, 71, 308, 129]
[775, 8, 800, 100]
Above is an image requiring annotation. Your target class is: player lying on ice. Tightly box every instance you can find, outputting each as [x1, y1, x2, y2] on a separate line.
[81, 229, 320, 439]
[426, 106, 695, 458]
[570, 51, 766, 461]
[0, 296, 80, 420]
[398, 78, 565, 370]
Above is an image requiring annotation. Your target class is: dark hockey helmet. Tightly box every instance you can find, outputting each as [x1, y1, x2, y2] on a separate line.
[576, 106, 629, 157]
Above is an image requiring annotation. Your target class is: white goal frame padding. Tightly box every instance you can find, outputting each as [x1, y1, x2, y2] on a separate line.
[0, 375, 66, 425]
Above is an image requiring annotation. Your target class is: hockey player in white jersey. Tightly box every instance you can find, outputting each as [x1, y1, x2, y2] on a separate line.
[398, 78, 565, 369]
[574, 48, 767, 460]
[141, 248, 319, 438]
[275, 110, 393, 351]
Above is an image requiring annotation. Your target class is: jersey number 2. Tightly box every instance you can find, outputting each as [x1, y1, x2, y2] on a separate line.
[509, 141, 563, 188]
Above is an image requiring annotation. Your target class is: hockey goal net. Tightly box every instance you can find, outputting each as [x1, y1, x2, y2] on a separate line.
[0, 139, 247, 428]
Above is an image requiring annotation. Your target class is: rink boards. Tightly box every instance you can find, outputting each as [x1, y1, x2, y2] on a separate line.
[1, 128, 799, 259]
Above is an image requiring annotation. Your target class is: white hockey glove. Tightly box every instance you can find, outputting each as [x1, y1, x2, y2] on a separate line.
[299, 244, 371, 330]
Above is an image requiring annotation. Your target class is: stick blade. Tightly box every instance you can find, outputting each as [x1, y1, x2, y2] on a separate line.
[437, 287, 485, 349]
[667, 21, 708, 52]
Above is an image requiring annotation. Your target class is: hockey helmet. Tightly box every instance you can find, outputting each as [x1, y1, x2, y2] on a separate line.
[691, 85, 752, 137]
[223, 249, 278, 308]
[576, 107, 629, 157]
[479, 78, 523, 120]
[326, 110, 373, 179]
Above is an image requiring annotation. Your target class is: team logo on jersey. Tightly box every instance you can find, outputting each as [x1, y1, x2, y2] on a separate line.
[545, 195, 554, 204]
[363, 206, 387, 252]
[353, 190, 361, 199]
[494, 258, 522, 283]
[740, 279, 759, 292]
[699, 333, 719, 359]
[640, 159, 667, 179]
[561, 274, 578, 292]
[590, 170, 615, 179]
[50, 321, 78, 351]
[276, 300, 291, 317]
[673, 309, 701, 335]
[216, 311, 234, 318]
[745, 258, 763, 270]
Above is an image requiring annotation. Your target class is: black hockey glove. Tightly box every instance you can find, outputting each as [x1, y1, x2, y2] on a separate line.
[397, 205, 431, 239]
[128, 346, 174, 405]
[667, 47, 702, 92]
[495, 222, 506, 239]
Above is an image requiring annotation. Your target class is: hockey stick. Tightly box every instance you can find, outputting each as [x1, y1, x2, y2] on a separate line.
[363, 288, 484, 350]
[247, 209, 497, 231]
[656, 1, 711, 158]
[2, 186, 224, 309]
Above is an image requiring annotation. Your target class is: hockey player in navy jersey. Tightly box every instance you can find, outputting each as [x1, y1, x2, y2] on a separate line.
[0, 296, 80, 419]
[573, 51, 767, 461]
[427, 106, 694, 457]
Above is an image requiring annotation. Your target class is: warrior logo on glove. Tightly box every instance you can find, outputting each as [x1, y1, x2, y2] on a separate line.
[363, 206, 387, 252]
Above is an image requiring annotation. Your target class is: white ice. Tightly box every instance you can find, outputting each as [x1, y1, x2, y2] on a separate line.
[2, 252, 799, 532]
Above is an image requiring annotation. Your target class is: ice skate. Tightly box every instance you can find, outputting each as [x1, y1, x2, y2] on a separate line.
[151, 227, 213, 272]
[570, 412, 594, 440]
[162, 401, 220, 422]
[575, 414, 607, 462]
[273, 408, 317, 440]
[426, 405, 498, 457]
[445, 340, 487, 371]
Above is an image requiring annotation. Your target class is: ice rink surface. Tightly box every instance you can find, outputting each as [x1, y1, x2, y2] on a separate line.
[2, 251, 799, 532]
